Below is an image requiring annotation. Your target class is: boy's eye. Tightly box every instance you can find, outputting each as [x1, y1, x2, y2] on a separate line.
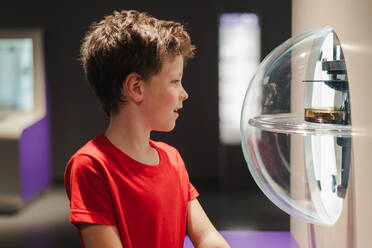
[171, 80, 181, 84]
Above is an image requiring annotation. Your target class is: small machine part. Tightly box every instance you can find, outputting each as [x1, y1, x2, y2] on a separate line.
[303, 58, 350, 125]
[305, 107, 347, 124]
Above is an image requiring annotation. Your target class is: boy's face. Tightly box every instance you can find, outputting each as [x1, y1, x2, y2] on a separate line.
[141, 55, 189, 132]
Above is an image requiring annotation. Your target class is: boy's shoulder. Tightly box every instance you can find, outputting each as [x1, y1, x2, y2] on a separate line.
[151, 140, 182, 158]
[151, 140, 176, 152]
[151, 140, 186, 166]
[68, 133, 109, 165]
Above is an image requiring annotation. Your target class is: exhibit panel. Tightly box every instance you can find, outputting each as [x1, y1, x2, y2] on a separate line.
[0, 29, 50, 212]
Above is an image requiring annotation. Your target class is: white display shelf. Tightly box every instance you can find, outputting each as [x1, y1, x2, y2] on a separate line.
[248, 113, 352, 137]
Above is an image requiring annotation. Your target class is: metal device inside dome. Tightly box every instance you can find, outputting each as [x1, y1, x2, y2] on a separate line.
[303, 32, 350, 125]
[303, 31, 351, 200]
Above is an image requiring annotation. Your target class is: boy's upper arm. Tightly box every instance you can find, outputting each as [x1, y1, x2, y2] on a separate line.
[80, 223, 122, 248]
[186, 198, 216, 244]
[186, 199, 230, 248]
[66, 155, 116, 227]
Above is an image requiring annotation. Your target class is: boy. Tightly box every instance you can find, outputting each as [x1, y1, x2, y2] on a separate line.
[64, 9, 230, 248]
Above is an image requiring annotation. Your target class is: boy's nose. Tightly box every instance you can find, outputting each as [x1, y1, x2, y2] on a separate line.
[181, 85, 189, 100]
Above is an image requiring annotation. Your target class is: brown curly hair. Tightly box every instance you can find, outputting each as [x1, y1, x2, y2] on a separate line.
[80, 10, 196, 116]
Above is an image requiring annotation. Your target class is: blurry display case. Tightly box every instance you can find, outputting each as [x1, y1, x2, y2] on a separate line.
[0, 29, 50, 213]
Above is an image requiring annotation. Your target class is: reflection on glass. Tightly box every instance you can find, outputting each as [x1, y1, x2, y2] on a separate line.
[0, 39, 33, 111]
[305, 135, 343, 224]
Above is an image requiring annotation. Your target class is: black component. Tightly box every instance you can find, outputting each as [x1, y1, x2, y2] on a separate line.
[317, 180, 322, 191]
[332, 174, 337, 193]
[303, 59, 349, 92]
[337, 185, 347, 199]
[337, 136, 351, 146]
[322, 59, 348, 92]
[322, 59, 346, 73]
[336, 137, 351, 198]
[340, 95, 351, 125]
[324, 81, 349, 92]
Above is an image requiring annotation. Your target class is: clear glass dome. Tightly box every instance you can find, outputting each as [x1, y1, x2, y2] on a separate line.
[240, 26, 352, 225]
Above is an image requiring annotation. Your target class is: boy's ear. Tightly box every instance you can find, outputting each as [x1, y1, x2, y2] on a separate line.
[123, 72, 144, 103]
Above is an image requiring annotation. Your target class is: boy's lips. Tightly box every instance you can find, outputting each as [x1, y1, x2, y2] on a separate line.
[174, 107, 182, 113]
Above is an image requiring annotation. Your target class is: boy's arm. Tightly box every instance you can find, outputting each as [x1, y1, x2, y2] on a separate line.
[187, 199, 230, 248]
[80, 223, 123, 248]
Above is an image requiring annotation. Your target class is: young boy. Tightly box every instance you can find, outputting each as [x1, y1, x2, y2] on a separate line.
[64, 9, 230, 248]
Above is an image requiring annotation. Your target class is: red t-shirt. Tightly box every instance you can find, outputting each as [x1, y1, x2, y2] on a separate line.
[64, 133, 199, 248]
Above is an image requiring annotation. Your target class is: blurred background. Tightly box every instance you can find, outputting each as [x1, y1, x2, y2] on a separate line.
[0, 0, 291, 247]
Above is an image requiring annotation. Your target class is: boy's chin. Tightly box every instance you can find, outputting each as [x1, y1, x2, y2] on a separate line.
[153, 124, 176, 132]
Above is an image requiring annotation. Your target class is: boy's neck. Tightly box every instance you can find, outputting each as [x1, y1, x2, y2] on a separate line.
[104, 110, 159, 165]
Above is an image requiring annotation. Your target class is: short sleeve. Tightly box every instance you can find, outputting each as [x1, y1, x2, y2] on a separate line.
[174, 150, 199, 201]
[188, 181, 199, 201]
[65, 154, 116, 228]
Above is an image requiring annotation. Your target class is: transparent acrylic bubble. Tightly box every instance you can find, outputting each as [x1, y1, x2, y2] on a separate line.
[240, 26, 351, 225]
